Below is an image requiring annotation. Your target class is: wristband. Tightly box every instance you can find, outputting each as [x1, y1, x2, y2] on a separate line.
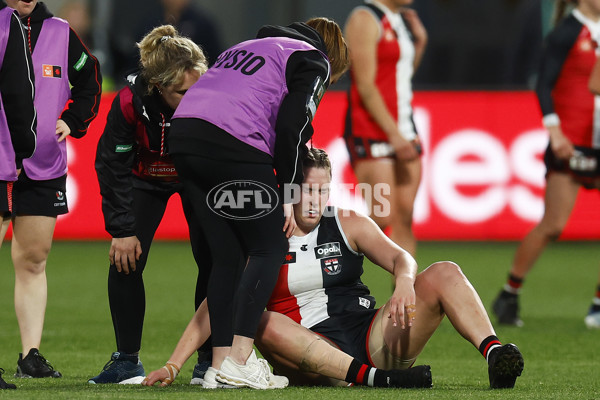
[161, 361, 181, 385]
[542, 113, 560, 128]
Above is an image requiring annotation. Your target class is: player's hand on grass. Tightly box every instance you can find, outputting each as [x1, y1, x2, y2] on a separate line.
[109, 236, 142, 274]
[56, 119, 71, 142]
[142, 362, 180, 387]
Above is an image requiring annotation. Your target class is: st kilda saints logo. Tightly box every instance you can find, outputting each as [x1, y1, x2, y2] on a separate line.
[207, 180, 279, 220]
[322, 257, 341, 276]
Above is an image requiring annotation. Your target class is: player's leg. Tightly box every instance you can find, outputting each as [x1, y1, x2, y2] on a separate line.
[391, 157, 421, 256]
[89, 189, 169, 384]
[369, 261, 523, 388]
[12, 214, 61, 378]
[493, 172, 579, 325]
[353, 159, 395, 234]
[255, 311, 431, 388]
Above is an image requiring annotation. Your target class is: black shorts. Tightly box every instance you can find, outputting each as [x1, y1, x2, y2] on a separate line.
[12, 171, 68, 216]
[310, 308, 378, 366]
[0, 181, 14, 215]
[544, 144, 600, 189]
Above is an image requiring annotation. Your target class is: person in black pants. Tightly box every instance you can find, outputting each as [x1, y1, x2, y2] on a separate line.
[167, 17, 350, 389]
[90, 24, 209, 384]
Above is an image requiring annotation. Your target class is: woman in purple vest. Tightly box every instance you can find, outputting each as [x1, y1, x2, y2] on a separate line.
[168, 17, 349, 389]
[0, 0, 36, 390]
[5, 0, 101, 378]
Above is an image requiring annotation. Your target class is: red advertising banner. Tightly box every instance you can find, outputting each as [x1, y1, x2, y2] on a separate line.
[22, 91, 599, 240]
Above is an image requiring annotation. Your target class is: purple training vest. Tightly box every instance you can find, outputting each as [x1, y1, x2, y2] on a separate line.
[0, 7, 18, 181]
[173, 36, 324, 156]
[23, 17, 71, 180]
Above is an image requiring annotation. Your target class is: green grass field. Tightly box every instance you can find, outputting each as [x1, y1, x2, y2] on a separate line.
[0, 240, 599, 399]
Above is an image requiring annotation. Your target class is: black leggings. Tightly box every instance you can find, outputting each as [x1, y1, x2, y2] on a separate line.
[173, 154, 288, 347]
[108, 187, 210, 354]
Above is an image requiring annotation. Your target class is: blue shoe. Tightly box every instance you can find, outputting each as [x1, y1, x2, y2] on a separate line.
[88, 352, 145, 384]
[190, 351, 212, 385]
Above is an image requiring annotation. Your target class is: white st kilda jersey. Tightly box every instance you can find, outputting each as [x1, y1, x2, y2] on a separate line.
[267, 206, 376, 329]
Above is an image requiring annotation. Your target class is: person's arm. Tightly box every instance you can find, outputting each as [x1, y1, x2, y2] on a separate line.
[344, 8, 417, 161]
[338, 208, 417, 329]
[0, 12, 36, 167]
[94, 89, 141, 272]
[142, 300, 211, 386]
[58, 28, 102, 141]
[535, 23, 578, 160]
[274, 50, 329, 237]
[401, 8, 427, 70]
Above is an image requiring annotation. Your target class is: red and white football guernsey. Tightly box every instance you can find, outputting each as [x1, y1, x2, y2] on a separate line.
[345, 0, 417, 142]
[536, 9, 600, 148]
[267, 206, 376, 329]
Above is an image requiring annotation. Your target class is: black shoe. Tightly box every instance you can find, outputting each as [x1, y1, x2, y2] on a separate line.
[0, 368, 16, 389]
[488, 343, 524, 389]
[15, 348, 62, 378]
[492, 290, 524, 327]
[388, 365, 432, 388]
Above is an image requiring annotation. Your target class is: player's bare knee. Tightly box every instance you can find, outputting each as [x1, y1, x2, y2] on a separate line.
[422, 261, 463, 287]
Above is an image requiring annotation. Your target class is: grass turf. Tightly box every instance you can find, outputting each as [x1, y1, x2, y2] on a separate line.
[0, 240, 599, 399]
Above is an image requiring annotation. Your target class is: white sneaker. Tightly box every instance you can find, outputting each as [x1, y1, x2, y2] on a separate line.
[584, 311, 600, 329]
[201, 367, 238, 389]
[216, 350, 271, 389]
[258, 359, 288, 389]
[119, 375, 145, 385]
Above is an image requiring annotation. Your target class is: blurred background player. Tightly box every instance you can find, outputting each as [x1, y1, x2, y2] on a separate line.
[4, 0, 101, 378]
[90, 24, 210, 384]
[492, 0, 600, 329]
[0, 0, 36, 389]
[142, 148, 524, 390]
[168, 17, 349, 389]
[343, 0, 427, 256]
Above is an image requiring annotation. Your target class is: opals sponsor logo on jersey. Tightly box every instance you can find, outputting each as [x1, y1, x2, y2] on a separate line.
[314, 242, 342, 259]
[207, 180, 279, 220]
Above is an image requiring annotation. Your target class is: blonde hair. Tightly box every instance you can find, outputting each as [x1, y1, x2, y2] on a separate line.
[305, 17, 350, 84]
[137, 25, 208, 94]
[303, 147, 332, 178]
